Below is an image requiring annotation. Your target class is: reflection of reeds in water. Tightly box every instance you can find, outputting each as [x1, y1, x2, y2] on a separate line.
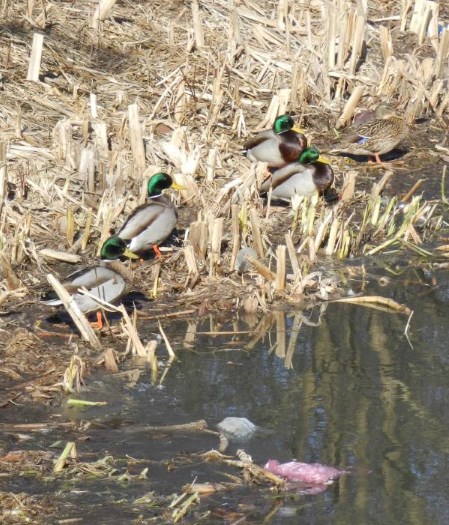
[165, 299, 447, 520]
[181, 309, 325, 371]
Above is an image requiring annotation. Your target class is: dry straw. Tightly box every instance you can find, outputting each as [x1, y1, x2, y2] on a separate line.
[0, 0, 446, 336]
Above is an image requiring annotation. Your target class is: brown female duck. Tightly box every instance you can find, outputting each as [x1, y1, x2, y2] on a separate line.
[329, 103, 408, 163]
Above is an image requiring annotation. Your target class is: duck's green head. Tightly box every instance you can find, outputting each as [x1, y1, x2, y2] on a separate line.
[273, 114, 304, 135]
[100, 236, 139, 260]
[147, 172, 185, 198]
[298, 147, 330, 165]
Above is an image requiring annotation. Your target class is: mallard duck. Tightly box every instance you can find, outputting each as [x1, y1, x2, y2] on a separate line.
[329, 103, 408, 163]
[41, 236, 139, 327]
[350, 107, 377, 129]
[243, 114, 307, 168]
[116, 172, 184, 257]
[260, 147, 334, 201]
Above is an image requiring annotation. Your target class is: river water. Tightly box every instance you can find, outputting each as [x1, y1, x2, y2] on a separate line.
[152, 263, 449, 524]
[3, 253, 449, 524]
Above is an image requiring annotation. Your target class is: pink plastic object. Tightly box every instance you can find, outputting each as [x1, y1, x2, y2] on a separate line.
[265, 459, 348, 485]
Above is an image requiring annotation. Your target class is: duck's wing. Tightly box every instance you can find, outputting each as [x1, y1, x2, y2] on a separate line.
[330, 119, 383, 153]
[242, 129, 274, 153]
[74, 275, 127, 311]
[261, 163, 316, 199]
[116, 201, 170, 241]
[40, 266, 126, 309]
[270, 163, 308, 189]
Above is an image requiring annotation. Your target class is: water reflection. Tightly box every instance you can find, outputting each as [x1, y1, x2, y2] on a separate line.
[147, 296, 449, 524]
[180, 306, 328, 369]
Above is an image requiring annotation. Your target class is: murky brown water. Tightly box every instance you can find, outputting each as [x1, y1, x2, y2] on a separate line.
[2, 253, 449, 523]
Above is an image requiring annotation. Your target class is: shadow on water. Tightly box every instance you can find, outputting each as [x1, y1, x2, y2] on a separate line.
[3, 265, 449, 523]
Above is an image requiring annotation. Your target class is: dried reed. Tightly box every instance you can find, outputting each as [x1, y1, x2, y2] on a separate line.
[0, 0, 445, 342]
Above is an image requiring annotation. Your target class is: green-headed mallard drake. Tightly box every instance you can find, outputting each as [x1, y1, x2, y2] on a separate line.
[260, 147, 334, 201]
[116, 172, 184, 257]
[243, 114, 307, 168]
[329, 103, 408, 163]
[41, 236, 139, 327]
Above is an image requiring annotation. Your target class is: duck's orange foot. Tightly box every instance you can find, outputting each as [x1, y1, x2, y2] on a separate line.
[152, 244, 162, 258]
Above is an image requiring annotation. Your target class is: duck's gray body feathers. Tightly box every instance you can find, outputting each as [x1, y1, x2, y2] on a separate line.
[116, 195, 178, 254]
[243, 129, 307, 168]
[41, 261, 133, 313]
[261, 162, 334, 201]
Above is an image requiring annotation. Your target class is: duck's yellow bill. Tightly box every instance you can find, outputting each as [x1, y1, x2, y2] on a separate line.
[172, 182, 186, 191]
[292, 124, 306, 134]
[123, 248, 140, 260]
[317, 155, 331, 164]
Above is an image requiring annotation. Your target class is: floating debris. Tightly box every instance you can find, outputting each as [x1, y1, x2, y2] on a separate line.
[265, 459, 350, 493]
[217, 417, 258, 452]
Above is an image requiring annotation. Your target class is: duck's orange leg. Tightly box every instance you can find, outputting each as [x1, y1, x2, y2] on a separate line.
[368, 153, 383, 165]
[152, 244, 162, 258]
[90, 311, 103, 330]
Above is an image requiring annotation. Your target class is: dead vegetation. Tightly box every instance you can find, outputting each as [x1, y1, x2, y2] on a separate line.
[0, 0, 447, 391]
[0, 0, 449, 519]
[0, 1, 447, 313]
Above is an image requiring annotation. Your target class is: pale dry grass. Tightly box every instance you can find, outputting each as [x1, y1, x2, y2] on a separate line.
[0, 0, 447, 320]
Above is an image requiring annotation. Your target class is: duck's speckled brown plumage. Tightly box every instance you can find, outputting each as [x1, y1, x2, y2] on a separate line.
[330, 103, 408, 162]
